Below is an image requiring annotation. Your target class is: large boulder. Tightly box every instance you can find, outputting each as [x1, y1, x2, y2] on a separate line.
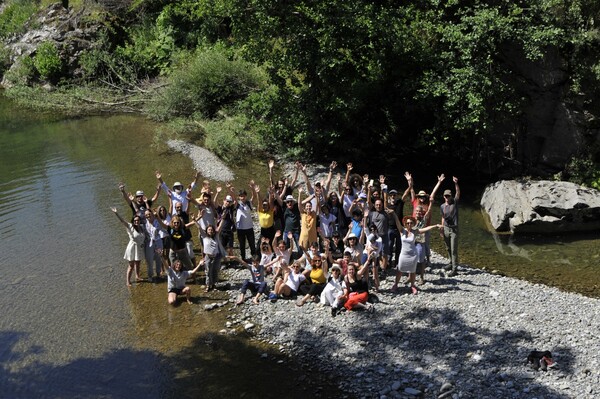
[480, 180, 600, 234]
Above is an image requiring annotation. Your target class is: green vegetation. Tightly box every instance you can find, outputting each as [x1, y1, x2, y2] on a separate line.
[33, 41, 62, 81]
[0, 0, 38, 39]
[2, 0, 600, 178]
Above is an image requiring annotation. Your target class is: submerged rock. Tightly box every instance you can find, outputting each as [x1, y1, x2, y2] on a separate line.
[480, 180, 600, 234]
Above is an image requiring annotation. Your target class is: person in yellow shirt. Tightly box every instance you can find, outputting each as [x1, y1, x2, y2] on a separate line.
[254, 184, 276, 244]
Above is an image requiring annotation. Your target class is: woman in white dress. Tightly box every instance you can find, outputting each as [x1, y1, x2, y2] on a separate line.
[390, 213, 440, 295]
[111, 207, 145, 286]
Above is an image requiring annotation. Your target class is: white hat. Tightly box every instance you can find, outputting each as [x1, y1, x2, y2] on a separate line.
[367, 233, 377, 242]
[173, 181, 183, 188]
[347, 233, 357, 239]
[135, 190, 144, 196]
[225, 195, 234, 202]
[285, 195, 295, 202]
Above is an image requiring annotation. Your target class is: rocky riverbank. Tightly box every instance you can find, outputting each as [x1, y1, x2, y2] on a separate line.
[173, 145, 598, 398]
[218, 255, 599, 399]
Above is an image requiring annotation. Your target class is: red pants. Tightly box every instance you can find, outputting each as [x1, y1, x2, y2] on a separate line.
[344, 291, 368, 310]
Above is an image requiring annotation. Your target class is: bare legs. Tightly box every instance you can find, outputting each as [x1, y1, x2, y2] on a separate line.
[126, 261, 142, 286]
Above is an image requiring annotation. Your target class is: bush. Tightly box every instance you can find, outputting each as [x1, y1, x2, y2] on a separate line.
[2, 56, 34, 86]
[203, 113, 266, 163]
[150, 47, 268, 120]
[0, 0, 38, 39]
[33, 41, 62, 81]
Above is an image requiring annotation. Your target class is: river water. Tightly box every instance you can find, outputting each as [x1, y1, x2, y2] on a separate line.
[1, 95, 599, 397]
[0, 97, 338, 398]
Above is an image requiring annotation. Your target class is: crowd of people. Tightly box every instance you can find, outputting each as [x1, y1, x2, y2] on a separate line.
[112, 160, 461, 315]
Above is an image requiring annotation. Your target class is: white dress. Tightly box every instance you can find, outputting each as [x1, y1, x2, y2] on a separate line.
[124, 223, 145, 261]
[397, 230, 418, 273]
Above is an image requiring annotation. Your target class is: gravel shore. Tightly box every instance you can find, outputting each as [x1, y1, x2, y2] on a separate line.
[175, 146, 599, 398]
[221, 254, 600, 399]
[166, 139, 234, 182]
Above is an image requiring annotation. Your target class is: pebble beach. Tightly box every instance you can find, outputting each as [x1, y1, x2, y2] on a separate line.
[167, 142, 600, 398]
[222, 253, 600, 399]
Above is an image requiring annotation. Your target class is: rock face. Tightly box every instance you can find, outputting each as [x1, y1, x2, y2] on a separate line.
[480, 180, 600, 234]
[1, 3, 103, 87]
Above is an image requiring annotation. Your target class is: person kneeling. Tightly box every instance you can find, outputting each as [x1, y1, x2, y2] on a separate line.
[167, 259, 203, 305]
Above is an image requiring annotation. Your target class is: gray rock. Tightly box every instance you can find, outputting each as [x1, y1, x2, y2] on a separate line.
[480, 180, 600, 234]
[404, 387, 421, 396]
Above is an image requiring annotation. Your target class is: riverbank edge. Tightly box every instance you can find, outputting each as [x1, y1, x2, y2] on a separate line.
[168, 145, 599, 398]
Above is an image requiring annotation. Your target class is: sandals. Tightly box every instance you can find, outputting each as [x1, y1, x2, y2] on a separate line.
[295, 298, 305, 307]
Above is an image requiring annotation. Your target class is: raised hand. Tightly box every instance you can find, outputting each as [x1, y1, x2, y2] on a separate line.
[329, 161, 337, 171]
[453, 176, 459, 183]
[254, 185, 260, 193]
[404, 172, 412, 182]
[249, 179, 255, 187]
[118, 182, 125, 192]
[268, 159, 275, 169]
[275, 230, 282, 238]
[216, 186, 222, 193]
[346, 163, 353, 172]
[438, 174, 445, 182]
[379, 175, 386, 184]
[110, 206, 117, 213]
[155, 171, 161, 180]
[363, 174, 369, 184]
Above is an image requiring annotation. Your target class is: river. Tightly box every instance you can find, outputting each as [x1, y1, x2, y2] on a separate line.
[0, 97, 338, 398]
[1, 95, 599, 398]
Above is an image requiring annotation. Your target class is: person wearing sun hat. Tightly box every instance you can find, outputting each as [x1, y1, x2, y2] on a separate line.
[282, 193, 301, 247]
[156, 169, 201, 214]
[440, 176, 461, 276]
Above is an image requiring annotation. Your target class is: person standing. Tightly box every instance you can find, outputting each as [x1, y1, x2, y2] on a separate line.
[440, 176, 460, 276]
[111, 207, 145, 286]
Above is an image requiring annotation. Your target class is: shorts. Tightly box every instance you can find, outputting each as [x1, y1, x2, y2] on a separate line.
[168, 288, 183, 295]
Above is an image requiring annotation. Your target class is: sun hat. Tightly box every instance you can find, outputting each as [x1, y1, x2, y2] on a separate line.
[225, 195, 234, 202]
[389, 189, 398, 194]
[347, 233, 357, 239]
[135, 190, 144, 196]
[285, 195, 295, 202]
[172, 181, 183, 188]
[331, 264, 342, 272]
[417, 190, 428, 197]
[443, 189, 452, 196]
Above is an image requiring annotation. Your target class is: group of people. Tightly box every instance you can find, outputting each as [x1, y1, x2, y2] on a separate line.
[112, 160, 461, 314]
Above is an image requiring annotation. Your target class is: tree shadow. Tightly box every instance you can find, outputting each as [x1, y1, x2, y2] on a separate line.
[0, 329, 347, 399]
[284, 306, 572, 398]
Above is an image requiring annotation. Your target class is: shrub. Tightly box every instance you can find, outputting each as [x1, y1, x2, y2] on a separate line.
[0, 0, 38, 39]
[33, 41, 62, 81]
[151, 47, 268, 120]
[203, 113, 266, 163]
[3, 56, 34, 86]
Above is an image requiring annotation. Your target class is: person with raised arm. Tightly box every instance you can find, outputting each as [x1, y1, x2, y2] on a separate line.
[440, 176, 461, 277]
[111, 207, 145, 286]
[298, 186, 319, 251]
[166, 259, 204, 305]
[118, 182, 161, 222]
[339, 252, 374, 313]
[228, 181, 256, 261]
[254, 183, 276, 245]
[235, 255, 280, 305]
[390, 213, 442, 294]
[155, 170, 200, 214]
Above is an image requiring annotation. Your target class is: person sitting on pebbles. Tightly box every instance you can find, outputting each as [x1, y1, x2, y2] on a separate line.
[235, 255, 279, 305]
[273, 260, 306, 299]
[296, 251, 329, 307]
[320, 264, 345, 316]
[339, 250, 374, 313]
[166, 259, 203, 305]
